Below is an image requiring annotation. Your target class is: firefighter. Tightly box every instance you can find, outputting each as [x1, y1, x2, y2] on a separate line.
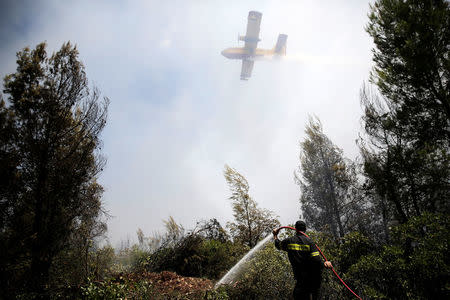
[273, 220, 332, 300]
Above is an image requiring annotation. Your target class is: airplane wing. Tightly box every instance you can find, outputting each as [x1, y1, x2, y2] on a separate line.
[244, 11, 262, 53]
[240, 59, 254, 80]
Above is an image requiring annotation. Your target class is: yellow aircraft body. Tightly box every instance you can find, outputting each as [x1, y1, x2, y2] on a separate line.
[221, 11, 287, 80]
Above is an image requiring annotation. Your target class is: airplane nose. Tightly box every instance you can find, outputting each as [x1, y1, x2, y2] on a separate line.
[221, 49, 232, 58]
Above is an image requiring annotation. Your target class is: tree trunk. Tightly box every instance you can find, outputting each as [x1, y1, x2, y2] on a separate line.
[30, 145, 52, 297]
[386, 148, 408, 223]
[380, 193, 390, 242]
[244, 195, 253, 248]
[30, 250, 51, 298]
[320, 147, 345, 238]
[328, 178, 345, 238]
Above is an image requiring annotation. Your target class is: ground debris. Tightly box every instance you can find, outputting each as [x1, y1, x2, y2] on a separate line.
[115, 270, 214, 295]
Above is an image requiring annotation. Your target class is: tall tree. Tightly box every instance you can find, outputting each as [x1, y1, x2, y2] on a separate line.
[224, 165, 280, 248]
[196, 218, 229, 243]
[296, 117, 365, 239]
[0, 42, 108, 297]
[360, 0, 450, 223]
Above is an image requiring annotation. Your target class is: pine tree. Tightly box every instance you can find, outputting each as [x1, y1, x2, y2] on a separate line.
[0, 42, 108, 297]
[361, 0, 450, 223]
[224, 165, 279, 247]
[296, 117, 365, 239]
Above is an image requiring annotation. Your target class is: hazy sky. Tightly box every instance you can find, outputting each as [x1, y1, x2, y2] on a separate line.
[1, 0, 374, 246]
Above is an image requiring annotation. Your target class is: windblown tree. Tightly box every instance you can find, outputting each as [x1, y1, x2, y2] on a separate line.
[360, 0, 450, 224]
[196, 218, 229, 243]
[296, 117, 366, 239]
[162, 216, 185, 247]
[0, 42, 108, 297]
[224, 165, 280, 248]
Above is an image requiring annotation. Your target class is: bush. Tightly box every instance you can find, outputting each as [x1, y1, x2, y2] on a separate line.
[47, 244, 116, 298]
[223, 243, 294, 299]
[346, 213, 449, 299]
[142, 233, 248, 280]
[338, 232, 373, 273]
[81, 276, 153, 300]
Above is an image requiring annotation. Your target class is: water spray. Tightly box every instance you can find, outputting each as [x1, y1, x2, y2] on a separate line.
[214, 234, 273, 288]
[277, 226, 362, 300]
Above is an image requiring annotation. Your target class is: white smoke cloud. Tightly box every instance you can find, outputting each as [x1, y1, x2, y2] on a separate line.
[283, 52, 366, 66]
[0, 0, 374, 246]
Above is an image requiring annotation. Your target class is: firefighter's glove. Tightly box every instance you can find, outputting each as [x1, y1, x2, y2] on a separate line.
[272, 228, 280, 237]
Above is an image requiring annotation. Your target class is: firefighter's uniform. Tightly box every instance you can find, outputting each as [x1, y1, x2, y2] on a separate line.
[275, 233, 324, 300]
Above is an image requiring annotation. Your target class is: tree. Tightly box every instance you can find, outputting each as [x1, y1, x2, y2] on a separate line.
[162, 216, 185, 247]
[360, 0, 450, 223]
[49, 221, 109, 292]
[295, 117, 366, 239]
[346, 213, 449, 299]
[196, 218, 229, 243]
[224, 164, 280, 248]
[0, 42, 108, 297]
[137, 228, 145, 247]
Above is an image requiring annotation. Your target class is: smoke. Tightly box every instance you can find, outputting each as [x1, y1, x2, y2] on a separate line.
[282, 52, 364, 66]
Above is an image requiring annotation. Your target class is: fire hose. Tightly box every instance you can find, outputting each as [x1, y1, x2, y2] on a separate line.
[277, 226, 362, 300]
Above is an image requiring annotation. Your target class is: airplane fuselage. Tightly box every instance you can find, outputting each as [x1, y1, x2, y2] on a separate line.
[222, 10, 287, 79]
[221, 47, 275, 60]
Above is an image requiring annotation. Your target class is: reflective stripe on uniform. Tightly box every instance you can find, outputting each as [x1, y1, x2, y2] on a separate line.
[310, 251, 320, 257]
[287, 244, 310, 251]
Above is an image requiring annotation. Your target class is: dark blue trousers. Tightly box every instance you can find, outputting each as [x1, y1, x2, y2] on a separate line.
[293, 273, 321, 300]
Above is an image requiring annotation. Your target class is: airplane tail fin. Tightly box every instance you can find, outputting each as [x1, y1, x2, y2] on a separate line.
[274, 34, 288, 55]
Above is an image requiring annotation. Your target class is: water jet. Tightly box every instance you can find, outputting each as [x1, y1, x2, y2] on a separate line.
[214, 234, 273, 288]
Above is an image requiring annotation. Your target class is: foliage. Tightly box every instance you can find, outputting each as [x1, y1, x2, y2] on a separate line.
[2, 1, 448, 298]
[79, 270, 229, 300]
[347, 213, 449, 299]
[0, 42, 108, 297]
[296, 117, 370, 239]
[219, 231, 361, 300]
[196, 218, 229, 243]
[81, 276, 153, 300]
[224, 164, 280, 247]
[163, 216, 186, 247]
[337, 232, 373, 274]
[80, 277, 230, 300]
[49, 243, 115, 295]
[144, 233, 248, 280]
[203, 287, 230, 300]
[223, 243, 294, 300]
[367, 0, 449, 125]
[360, 0, 450, 224]
[115, 244, 150, 273]
[129, 218, 247, 280]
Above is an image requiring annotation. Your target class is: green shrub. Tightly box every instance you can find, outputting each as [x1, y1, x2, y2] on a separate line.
[81, 278, 128, 300]
[338, 232, 373, 273]
[47, 244, 116, 298]
[81, 277, 153, 300]
[346, 213, 449, 299]
[222, 243, 294, 299]
[142, 234, 247, 280]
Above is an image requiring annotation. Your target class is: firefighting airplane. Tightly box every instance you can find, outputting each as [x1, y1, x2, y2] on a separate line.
[221, 11, 287, 80]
